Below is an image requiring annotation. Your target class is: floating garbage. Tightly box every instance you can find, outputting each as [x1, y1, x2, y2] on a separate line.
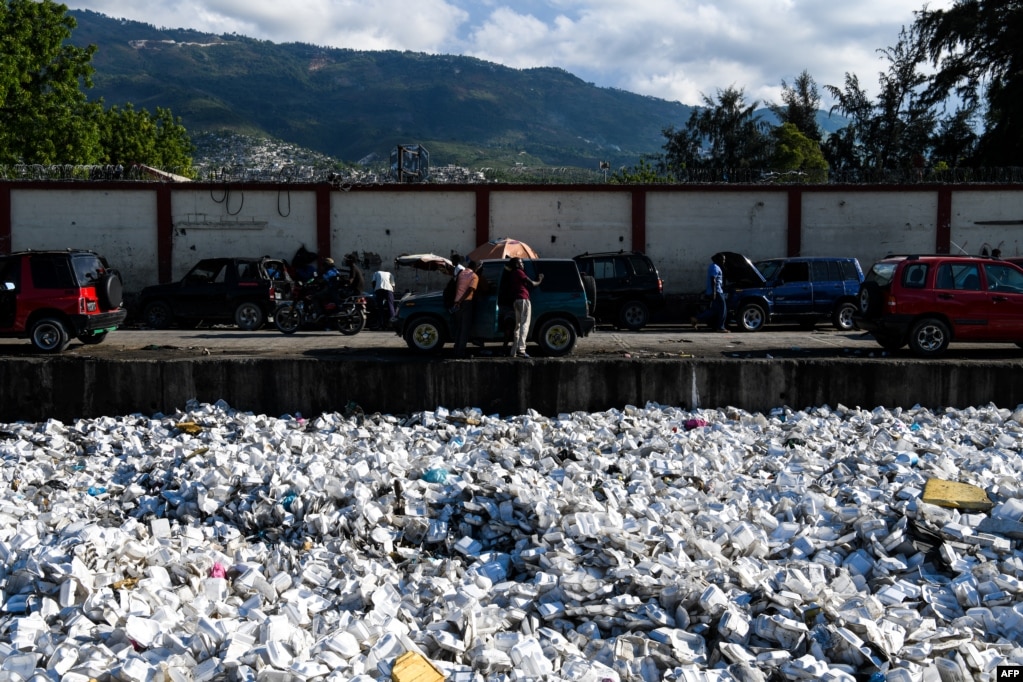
[0, 399, 1022, 681]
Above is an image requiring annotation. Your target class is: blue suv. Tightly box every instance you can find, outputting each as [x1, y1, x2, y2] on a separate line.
[716, 252, 864, 332]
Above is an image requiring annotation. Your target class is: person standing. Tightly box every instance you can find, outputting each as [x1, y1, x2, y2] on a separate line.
[371, 269, 396, 328]
[691, 253, 729, 332]
[508, 257, 543, 358]
[451, 260, 479, 357]
[342, 253, 365, 298]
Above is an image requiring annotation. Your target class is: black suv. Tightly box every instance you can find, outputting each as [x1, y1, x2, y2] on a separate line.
[138, 257, 291, 330]
[0, 249, 127, 352]
[573, 251, 664, 330]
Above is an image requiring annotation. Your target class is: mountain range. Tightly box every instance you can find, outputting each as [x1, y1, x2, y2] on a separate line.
[68, 10, 842, 173]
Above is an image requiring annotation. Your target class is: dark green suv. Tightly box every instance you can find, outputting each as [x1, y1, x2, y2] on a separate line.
[394, 258, 595, 356]
[573, 251, 665, 330]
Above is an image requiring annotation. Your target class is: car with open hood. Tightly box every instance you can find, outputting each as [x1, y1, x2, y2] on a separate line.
[394, 258, 595, 356]
[715, 252, 864, 332]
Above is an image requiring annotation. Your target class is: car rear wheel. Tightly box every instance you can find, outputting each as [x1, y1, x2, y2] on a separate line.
[908, 317, 950, 357]
[618, 300, 649, 330]
[235, 301, 266, 331]
[536, 317, 577, 356]
[404, 316, 446, 353]
[143, 301, 173, 329]
[738, 302, 767, 332]
[832, 301, 858, 331]
[30, 317, 70, 353]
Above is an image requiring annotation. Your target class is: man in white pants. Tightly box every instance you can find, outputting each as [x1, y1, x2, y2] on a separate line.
[507, 257, 543, 358]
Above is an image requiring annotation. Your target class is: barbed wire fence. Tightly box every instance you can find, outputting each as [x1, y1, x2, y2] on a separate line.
[2, 162, 1022, 185]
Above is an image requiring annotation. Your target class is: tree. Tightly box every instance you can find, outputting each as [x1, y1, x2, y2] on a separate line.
[824, 26, 936, 175]
[770, 70, 823, 142]
[916, 0, 1023, 165]
[0, 0, 102, 164]
[662, 86, 771, 177]
[768, 123, 828, 182]
[100, 105, 195, 174]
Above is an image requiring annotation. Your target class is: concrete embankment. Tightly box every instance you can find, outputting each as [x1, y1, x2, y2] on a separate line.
[2, 356, 1022, 422]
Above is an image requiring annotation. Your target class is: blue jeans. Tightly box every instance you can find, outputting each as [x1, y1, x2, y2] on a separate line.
[696, 295, 727, 330]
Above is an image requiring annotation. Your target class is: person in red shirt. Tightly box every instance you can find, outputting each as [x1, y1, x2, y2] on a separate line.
[507, 257, 543, 358]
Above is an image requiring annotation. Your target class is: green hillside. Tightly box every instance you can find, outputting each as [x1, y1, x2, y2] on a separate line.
[69, 10, 698, 170]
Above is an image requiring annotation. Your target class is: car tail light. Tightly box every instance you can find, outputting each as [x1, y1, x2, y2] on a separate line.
[658, 278, 664, 293]
[268, 285, 276, 299]
[80, 297, 98, 313]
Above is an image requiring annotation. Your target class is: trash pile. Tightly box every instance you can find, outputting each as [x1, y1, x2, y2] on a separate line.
[2, 399, 1023, 682]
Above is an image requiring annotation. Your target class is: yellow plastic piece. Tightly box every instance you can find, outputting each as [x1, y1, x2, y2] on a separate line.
[922, 478, 993, 511]
[391, 651, 445, 682]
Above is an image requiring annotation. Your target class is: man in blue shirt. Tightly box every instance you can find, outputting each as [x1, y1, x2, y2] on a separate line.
[691, 253, 729, 332]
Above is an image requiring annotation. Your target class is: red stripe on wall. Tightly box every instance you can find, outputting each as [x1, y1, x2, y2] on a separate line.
[936, 187, 952, 254]
[787, 188, 802, 256]
[156, 185, 173, 282]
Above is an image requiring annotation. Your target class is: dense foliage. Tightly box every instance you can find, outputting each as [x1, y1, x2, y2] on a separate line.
[0, 0, 193, 173]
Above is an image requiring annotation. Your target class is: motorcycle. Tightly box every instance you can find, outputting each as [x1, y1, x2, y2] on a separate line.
[273, 281, 368, 335]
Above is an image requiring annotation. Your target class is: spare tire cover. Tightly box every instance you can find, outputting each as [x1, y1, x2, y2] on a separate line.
[98, 273, 123, 310]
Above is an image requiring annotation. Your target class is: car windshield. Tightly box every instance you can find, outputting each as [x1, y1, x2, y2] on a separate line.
[865, 262, 899, 285]
[754, 260, 782, 281]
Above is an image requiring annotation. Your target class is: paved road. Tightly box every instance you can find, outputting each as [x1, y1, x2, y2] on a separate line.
[3, 322, 1021, 361]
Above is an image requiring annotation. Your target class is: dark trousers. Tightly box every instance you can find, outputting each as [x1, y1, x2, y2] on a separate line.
[374, 289, 395, 325]
[453, 299, 475, 354]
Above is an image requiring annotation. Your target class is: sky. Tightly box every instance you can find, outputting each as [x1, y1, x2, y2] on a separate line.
[63, 0, 951, 109]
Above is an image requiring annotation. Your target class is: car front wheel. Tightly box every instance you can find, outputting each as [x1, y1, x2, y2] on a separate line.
[618, 300, 649, 331]
[536, 317, 578, 356]
[908, 318, 950, 357]
[30, 317, 70, 353]
[404, 316, 446, 353]
[737, 302, 767, 332]
[235, 301, 266, 331]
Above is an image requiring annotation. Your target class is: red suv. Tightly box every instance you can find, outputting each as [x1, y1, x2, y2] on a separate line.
[855, 254, 1023, 357]
[0, 250, 127, 352]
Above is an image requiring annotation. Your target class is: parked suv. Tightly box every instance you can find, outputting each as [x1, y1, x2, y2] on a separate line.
[573, 251, 664, 330]
[138, 256, 291, 330]
[394, 258, 595, 356]
[855, 254, 1023, 357]
[0, 249, 127, 352]
[716, 252, 864, 332]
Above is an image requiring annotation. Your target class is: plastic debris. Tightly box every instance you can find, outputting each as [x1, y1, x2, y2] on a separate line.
[0, 399, 1022, 681]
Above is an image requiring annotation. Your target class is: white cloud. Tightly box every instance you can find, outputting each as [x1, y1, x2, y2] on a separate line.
[65, 0, 952, 107]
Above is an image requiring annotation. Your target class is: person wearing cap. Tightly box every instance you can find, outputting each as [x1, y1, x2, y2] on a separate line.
[507, 257, 543, 358]
[451, 259, 479, 357]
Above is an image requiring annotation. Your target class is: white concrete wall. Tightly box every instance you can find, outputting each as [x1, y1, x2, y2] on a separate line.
[802, 191, 937, 273]
[950, 190, 1023, 258]
[648, 191, 788, 291]
[7, 183, 1023, 296]
[10, 188, 158, 291]
[490, 191, 633, 258]
[333, 191, 476, 294]
[169, 188, 318, 283]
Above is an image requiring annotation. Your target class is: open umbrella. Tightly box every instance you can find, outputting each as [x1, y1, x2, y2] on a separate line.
[467, 238, 538, 262]
[394, 253, 454, 275]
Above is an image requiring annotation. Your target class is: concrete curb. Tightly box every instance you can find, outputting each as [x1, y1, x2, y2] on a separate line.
[2, 356, 1022, 422]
